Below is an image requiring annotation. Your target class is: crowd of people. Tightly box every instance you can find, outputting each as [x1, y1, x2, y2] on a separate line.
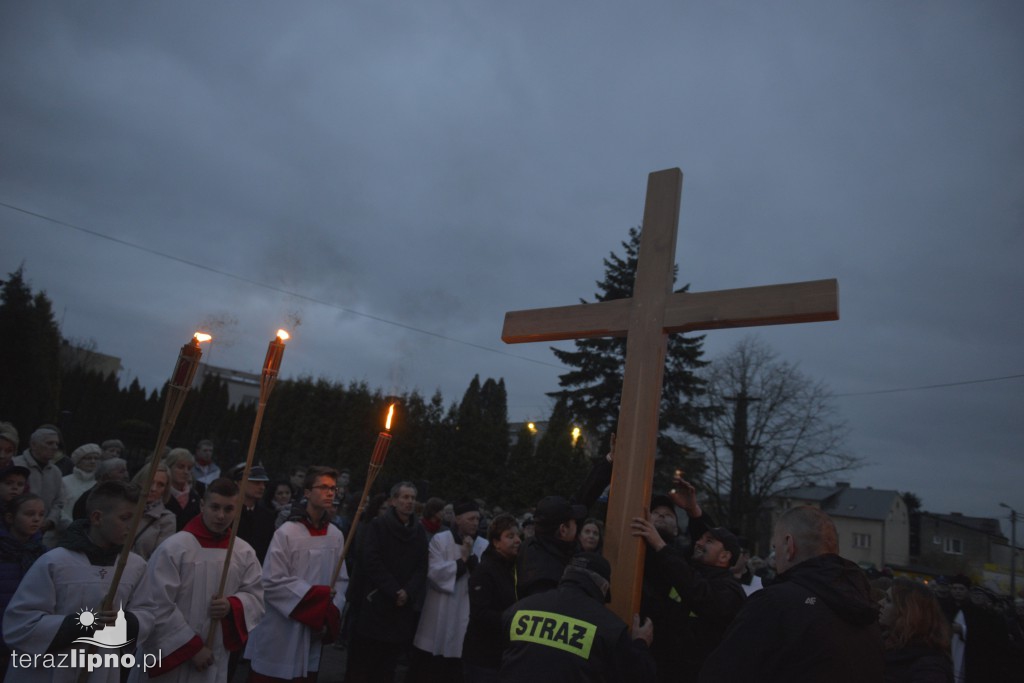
[0, 421, 1022, 683]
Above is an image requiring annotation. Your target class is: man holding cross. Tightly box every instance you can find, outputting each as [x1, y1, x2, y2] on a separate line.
[502, 167, 837, 621]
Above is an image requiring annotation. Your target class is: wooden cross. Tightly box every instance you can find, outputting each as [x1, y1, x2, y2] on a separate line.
[502, 168, 838, 622]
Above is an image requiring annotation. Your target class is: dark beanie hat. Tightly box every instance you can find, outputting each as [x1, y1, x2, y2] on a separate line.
[453, 498, 480, 516]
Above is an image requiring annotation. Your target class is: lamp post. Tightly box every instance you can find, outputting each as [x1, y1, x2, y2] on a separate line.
[999, 502, 1019, 599]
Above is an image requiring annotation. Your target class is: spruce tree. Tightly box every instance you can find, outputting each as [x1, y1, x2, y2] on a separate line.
[548, 227, 711, 466]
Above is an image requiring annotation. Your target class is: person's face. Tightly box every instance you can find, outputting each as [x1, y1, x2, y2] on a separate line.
[693, 532, 729, 567]
[101, 446, 121, 460]
[290, 470, 306, 488]
[0, 438, 16, 467]
[148, 471, 169, 503]
[579, 523, 601, 552]
[170, 459, 192, 487]
[392, 486, 417, 518]
[196, 444, 213, 464]
[878, 588, 895, 627]
[91, 501, 136, 548]
[493, 527, 522, 559]
[77, 452, 100, 473]
[305, 476, 338, 514]
[245, 480, 266, 502]
[455, 511, 481, 537]
[950, 583, 969, 603]
[106, 463, 129, 482]
[7, 499, 45, 540]
[201, 492, 237, 535]
[338, 472, 350, 488]
[650, 506, 679, 539]
[0, 475, 27, 502]
[557, 518, 578, 543]
[273, 484, 292, 506]
[31, 434, 60, 464]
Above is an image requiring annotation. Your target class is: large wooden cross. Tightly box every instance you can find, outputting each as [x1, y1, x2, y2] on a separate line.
[502, 168, 839, 621]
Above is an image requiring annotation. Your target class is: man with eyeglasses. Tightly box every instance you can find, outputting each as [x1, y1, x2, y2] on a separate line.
[246, 466, 349, 683]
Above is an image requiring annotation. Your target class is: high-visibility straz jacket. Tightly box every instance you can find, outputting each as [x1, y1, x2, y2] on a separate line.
[499, 571, 656, 683]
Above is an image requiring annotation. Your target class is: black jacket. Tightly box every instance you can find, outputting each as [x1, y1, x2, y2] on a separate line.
[351, 506, 428, 643]
[165, 487, 203, 531]
[642, 542, 745, 682]
[237, 501, 277, 564]
[500, 569, 656, 683]
[699, 553, 884, 682]
[462, 545, 518, 669]
[884, 645, 953, 683]
[515, 533, 576, 599]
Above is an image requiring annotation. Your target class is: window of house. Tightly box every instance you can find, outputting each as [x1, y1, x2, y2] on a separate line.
[943, 538, 963, 555]
[852, 533, 871, 549]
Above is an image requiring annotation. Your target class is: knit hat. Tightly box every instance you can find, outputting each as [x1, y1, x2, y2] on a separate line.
[0, 422, 18, 449]
[71, 443, 102, 465]
[453, 498, 480, 516]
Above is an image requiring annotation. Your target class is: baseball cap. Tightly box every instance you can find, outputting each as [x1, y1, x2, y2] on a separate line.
[534, 495, 587, 526]
[650, 493, 675, 512]
[708, 527, 742, 567]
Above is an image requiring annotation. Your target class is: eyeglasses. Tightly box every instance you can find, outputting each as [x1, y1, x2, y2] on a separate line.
[311, 485, 339, 493]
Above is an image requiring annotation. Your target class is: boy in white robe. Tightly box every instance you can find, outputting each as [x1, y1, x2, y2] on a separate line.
[244, 467, 347, 683]
[137, 478, 264, 683]
[409, 499, 488, 679]
[3, 481, 152, 683]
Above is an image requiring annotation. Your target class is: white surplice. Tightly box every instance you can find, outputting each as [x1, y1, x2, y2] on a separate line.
[135, 530, 264, 683]
[412, 530, 488, 658]
[243, 521, 347, 680]
[3, 548, 150, 683]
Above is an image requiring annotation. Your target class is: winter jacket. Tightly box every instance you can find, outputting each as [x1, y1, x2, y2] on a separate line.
[351, 506, 428, 643]
[699, 553, 884, 682]
[462, 545, 518, 669]
[0, 527, 46, 635]
[515, 533, 576, 599]
[642, 542, 745, 682]
[165, 486, 203, 531]
[884, 645, 954, 683]
[130, 500, 176, 560]
[500, 569, 656, 683]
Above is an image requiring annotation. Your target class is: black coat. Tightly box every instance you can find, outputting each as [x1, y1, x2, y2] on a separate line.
[237, 501, 277, 564]
[641, 542, 745, 683]
[515, 533, 575, 599]
[462, 545, 518, 669]
[500, 570, 656, 683]
[884, 646, 953, 683]
[351, 507, 428, 643]
[699, 554, 884, 683]
[165, 487, 203, 531]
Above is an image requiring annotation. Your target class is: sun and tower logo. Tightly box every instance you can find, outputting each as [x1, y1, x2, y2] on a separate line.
[73, 604, 133, 648]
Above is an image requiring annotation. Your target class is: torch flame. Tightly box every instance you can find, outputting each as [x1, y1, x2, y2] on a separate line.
[385, 403, 395, 430]
[194, 332, 213, 343]
[276, 329, 290, 341]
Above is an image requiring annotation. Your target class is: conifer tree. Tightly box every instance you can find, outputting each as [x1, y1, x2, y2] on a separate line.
[548, 227, 712, 464]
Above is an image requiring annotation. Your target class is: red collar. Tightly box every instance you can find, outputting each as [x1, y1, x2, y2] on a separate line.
[183, 516, 230, 549]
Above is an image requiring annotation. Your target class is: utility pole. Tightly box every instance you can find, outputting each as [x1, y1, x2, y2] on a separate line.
[725, 391, 759, 538]
[1000, 503, 1019, 599]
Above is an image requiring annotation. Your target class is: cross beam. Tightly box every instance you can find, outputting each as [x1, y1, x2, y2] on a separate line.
[501, 168, 838, 622]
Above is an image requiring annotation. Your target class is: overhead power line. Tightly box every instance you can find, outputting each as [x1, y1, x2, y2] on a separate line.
[1, 200, 565, 370]
[5, 201, 1021, 398]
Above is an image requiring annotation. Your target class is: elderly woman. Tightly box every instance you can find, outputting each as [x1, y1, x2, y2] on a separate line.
[129, 462, 176, 559]
[60, 444, 101, 526]
[164, 447, 202, 530]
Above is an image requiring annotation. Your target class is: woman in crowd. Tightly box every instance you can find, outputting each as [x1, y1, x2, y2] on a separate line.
[164, 447, 202, 530]
[60, 443, 100, 525]
[878, 578, 953, 682]
[1, 493, 47, 679]
[461, 513, 522, 682]
[130, 462, 177, 559]
[267, 480, 293, 514]
[578, 517, 604, 554]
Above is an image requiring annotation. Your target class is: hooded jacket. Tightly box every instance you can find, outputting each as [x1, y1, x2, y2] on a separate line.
[699, 553, 884, 682]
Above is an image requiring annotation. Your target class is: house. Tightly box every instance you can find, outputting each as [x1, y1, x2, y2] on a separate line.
[913, 511, 1009, 582]
[197, 362, 260, 408]
[770, 483, 910, 570]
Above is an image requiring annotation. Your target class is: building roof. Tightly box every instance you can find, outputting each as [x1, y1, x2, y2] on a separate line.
[919, 511, 1006, 539]
[776, 484, 902, 521]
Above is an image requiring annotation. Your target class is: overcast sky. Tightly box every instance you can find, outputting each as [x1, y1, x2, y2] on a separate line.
[2, 1, 1021, 528]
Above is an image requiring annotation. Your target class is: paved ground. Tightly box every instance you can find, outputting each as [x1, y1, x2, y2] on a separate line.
[232, 642, 408, 683]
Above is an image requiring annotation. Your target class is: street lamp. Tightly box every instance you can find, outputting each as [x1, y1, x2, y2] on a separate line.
[999, 502, 1019, 599]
